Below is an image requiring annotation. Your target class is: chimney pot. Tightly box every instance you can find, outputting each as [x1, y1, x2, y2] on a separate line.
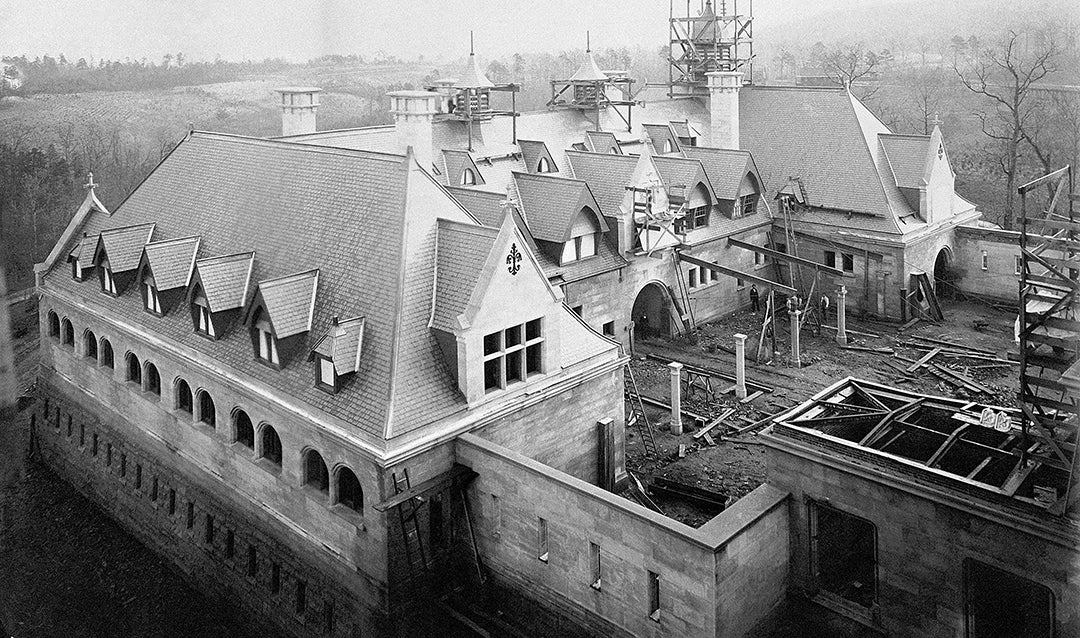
[706, 71, 743, 149]
[275, 87, 321, 137]
[388, 90, 440, 172]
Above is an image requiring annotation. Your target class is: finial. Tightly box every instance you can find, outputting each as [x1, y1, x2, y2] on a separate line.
[931, 112, 943, 127]
[470, 31, 475, 56]
[587, 31, 591, 54]
[84, 171, 97, 191]
[499, 183, 517, 214]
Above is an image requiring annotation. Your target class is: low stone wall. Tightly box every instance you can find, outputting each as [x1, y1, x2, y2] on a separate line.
[456, 433, 790, 638]
[34, 376, 385, 638]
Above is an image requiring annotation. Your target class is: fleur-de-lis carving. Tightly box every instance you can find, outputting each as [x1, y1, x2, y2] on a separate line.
[506, 243, 522, 275]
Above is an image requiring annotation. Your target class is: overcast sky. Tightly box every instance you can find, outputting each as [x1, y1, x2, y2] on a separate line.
[0, 0, 804, 63]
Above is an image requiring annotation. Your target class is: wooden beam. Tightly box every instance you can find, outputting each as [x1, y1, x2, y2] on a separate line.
[677, 252, 797, 295]
[907, 348, 941, 373]
[373, 464, 477, 512]
[1019, 166, 1069, 194]
[727, 237, 847, 277]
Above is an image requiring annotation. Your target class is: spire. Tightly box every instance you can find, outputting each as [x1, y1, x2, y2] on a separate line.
[455, 31, 495, 89]
[570, 33, 608, 82]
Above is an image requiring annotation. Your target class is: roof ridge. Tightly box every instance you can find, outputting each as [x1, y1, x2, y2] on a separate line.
[258, 268, 320, 287]
[438, 217, 499, 235]
[744, 85, 846, 93]
[190, 130, 407, 162]
[683, 145, 750, 156]
[100, 222, 155, 235]
[144, 235, 200, 248]
[880, 132, 931, 140]
[196, 251, 254, 265]
[274, 124, 394, 139]
[512, 170, 587, 186]
[566, 149, 638, 163]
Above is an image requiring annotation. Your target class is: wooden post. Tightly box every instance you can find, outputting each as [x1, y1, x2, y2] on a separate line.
[597, 418, 615, 492]
[836, 286, 848, 346]
[734, 333, 747, 399]
[790, 308, 803, 368]
[899, 287, 908, 323]
[669, 362, 683, 435]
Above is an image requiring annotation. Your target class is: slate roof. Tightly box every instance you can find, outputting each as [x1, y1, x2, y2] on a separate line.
[652, 155, 713, 199]
[431, 220, 499, 332]
[97, 224, 155, 271]
[441, 149, 484, 186]
[68, 234, 98, 263]
[455, 54, 495, 89]
[194, 252, 254, 312]
[511, 172, 606, 242]
[880, 134, 931, 189]
[444, 187, 507, 227]
[584, 130, 621, 154]
[518, 139, 556, 174]
[141, 236, 200, 291]
[311, 316, 366, 375]
[257, 270, 319, 338]
[564, 151, 638, 217]
[681, 146, 758, 200]
[569, 52, 609, 82]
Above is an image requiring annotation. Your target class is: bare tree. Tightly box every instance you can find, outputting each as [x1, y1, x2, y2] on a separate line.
[955, 29, 1060, 229]
[820, 42, 884, 99]
[907, 68, 947, 134]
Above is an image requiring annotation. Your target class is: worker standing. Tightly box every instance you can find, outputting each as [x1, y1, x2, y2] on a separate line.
[820, 293, 830, 321]
[749, 284, 759, 312]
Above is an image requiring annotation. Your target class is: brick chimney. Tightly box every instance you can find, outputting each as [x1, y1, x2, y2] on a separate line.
[275, 87, 321, 137]
[388, 90, 440, 171]
[706, 71, 742, 149]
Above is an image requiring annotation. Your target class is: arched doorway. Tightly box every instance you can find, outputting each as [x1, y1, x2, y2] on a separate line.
[933, 247, 952, 299]
[631, 282, 672, 341]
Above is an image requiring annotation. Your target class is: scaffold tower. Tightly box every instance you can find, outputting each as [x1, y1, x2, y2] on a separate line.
[668, 0, 753, 98]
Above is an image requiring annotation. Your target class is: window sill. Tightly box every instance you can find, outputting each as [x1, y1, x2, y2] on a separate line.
[254, 458, 283, 476]
[808, 592, 882, 632]
[329, 504, 366, 531]
[229, 440, 255, 456]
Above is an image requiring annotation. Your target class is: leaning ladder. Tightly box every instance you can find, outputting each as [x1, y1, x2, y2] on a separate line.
[391, 469, 429, 585]
[624, 365, 657, 459]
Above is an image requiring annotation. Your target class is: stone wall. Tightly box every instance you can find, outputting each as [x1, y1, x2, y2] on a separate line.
[35, 379, 382, 637]
[457, 433, 791, 638]
[953, 225, 1023, 304]
[764, 431, 1080, 637]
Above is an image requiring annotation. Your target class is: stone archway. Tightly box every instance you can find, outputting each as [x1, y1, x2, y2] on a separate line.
[933, 246, 953, 299]
[631, 282, 672, 341]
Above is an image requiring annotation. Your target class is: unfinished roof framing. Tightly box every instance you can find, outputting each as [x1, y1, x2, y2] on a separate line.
[668, 0, 754, 98]
[776, 378, 1074, 513]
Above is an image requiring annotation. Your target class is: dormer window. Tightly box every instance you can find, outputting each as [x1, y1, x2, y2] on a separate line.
[461, 168, 477, 186]
[561, 233, 597, 263]
[255, 313, 280, 366]
[101, 260, 118, 295]
[316, 356, 336, 392]
[483, 318, 543, 393]
[537, 157, 551, 173]
[143, 278, 162, 315]
[193, 291, 216, 338]
[72, 258, 85, 281]
[737, 193, 758, 217]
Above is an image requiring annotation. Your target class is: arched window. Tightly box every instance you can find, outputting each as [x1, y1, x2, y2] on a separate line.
[336, 467, 363, 512]
[662, 139, 673, 153]
[176, 379, 193, 414]
[198, 391, 216, 428]
[461, 168, 476, 186]
[126, 352, 142, 385]
[84, 330, 98, 361]
[100, 339, 114, 369]
[233, 409, 254, 448]
[252, 308, 279, 366]
[47, 311, 60, 340]
[61, 318, 74, 348]
[537, 157, 551, 173]
[303, 450, 329, 493]
[260, 425, 282, 466]
[145, 363, 161, 397]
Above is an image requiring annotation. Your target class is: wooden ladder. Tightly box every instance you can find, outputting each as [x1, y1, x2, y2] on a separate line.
[624, 365, 657, 459]
[391, 469, 429, 585]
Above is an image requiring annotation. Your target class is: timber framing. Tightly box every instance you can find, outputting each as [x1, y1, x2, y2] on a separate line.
[677, 251, 796, 295]
[727, 236, 847, 277]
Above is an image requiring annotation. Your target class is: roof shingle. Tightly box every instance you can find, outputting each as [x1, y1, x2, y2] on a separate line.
[142, 236, 200, 291]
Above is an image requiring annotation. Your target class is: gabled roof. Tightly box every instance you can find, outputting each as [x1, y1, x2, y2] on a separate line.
[651, 155, 715, 201]
[643, 123, 681, 154]
[669, 120, 700, 140]
[455, 54, 495, 89]
[565, 150, 639, 217]
[68, 234, 98, 263]
[193, 252, 254, 312]
[518, 139, 557, 174]
[254, 269, 319, 338]
[96, 223, 155, 272]
[584, 130, 621, 154]
[512, 172, 607, 243]
[880, 133, 932, 189]
[311, 316, 366, 375]
[431, 220, 499, 333]
[444, 187, 507, 227]
[441, 149, 485, 186]
[141, 236, 200, 290]
[681, 146, 760, 200]
[569, 52, 609, 82]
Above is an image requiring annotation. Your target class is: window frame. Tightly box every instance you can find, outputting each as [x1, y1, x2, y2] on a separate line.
[100, 260, 119, 296]
[482, 318, 544, 393]
[461, 168, 477, 186]
[315, 354, 337, 393]
[841, 253, 855, 274]
[981, 251, 989, 271]
[824, 250, 837, 269]
[253, 313, 281, 367]
[193, 291, 216, 339]
[143, 279, 162, 315]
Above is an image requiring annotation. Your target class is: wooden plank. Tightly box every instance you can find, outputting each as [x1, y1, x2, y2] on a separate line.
[703, 433, 717, 446]
[1026, 331, 1078, 351]
[1022, 374, 1074, 394]
[929, 364, 993, 394]
[1028, 217, 1080, 233]
[821, 325, 882, 338]
[693, 408, 736, 440]
[732, 406, 797, 434]
[900, 318, 921, 330]
[840, 345, 894, 355]
[1029, 315, 1080, 333]
[727, 237, 847, 277]
[1025, 273, 1076, 292]
[627, 472, 664, 514]
[642, 353, 773, 394]
[740, 390, 764, 404]
[907, 348, 941, 373]
[909, 335, 996, 356]
[373, 464, 477, 511]
[1018, 166, 1069, 193]
[677, 252, 797, 295]
[638, 395, 708, 426]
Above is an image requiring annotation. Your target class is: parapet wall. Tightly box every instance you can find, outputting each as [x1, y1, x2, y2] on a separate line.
[456, 433, 790, 638]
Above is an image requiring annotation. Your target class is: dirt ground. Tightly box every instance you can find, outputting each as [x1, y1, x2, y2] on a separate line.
[622, 298, 1020, 527]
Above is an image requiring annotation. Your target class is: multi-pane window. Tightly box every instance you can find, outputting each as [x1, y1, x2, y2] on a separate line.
[255, 315, 279, 365]
[561, 233, 597, 263]
[101, 261, 118, 295]
[737, 193, 758, 217]
[194, 293, 215, 337]
[676, 206, 709, 233]
[143, 280, 161, 314]
[483, 319, 543, 392]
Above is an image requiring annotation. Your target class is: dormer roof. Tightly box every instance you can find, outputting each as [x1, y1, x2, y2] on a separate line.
[584, 130, 622, 154]
[518, 139, 557, 174]
[564, 150, 639, 216]
[193, 252, 254, 312]
[643, 123, 681, 154]
[431, 220, 499, 333]
[311, 316, 366, 375]
[511, 172, 607, 242]
[880, 133, 933, 189]
[441, 149, 485, 186]
[95, 223, 156, 271]
[68, 234, 98, 263]
[651, 155, 716, 201]
[681, 146, 761, 200]
[253, 269, 319, 338]
[140, 236, 200, 290]
[456, 53, 495, 89]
